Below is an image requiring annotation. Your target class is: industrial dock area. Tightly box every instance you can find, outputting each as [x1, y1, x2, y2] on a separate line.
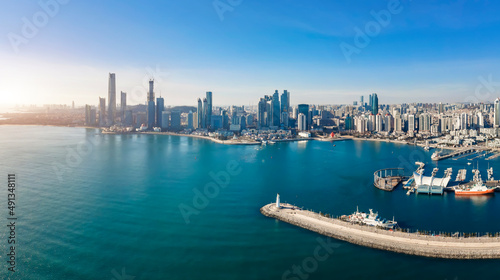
[261, 199, 500, 259]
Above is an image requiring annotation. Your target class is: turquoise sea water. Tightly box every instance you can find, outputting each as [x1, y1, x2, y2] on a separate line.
[1, 125, 500, 279]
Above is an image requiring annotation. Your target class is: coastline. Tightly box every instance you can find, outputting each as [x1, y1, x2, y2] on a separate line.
[261, 203, 500, 259]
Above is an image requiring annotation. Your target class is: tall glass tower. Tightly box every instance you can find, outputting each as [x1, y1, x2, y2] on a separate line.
[206, 92, 212, 129]
[107, 73, 116, 126]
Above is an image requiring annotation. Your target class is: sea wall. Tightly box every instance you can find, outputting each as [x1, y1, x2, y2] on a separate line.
[261, 203, 500, 259]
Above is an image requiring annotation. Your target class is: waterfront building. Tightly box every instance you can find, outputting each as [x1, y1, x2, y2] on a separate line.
[187, 111, 194, 129]
[197, 98, 203, 129]
[211, 115, 223, 130]
[495, 98, 500, 127]
[384, 114, 393, 132]
[202, 98, 208, 128]
[193, 112, 198, 129]
[280, 90, 290, 124]
[298, 113, 307, 131]
[292, 106, 298, 119]
[206, 91, 212, 129]
[156, 97, 164, 128]
[170, 111, 181, 130]
[120, 91, 127, 120]
[107, 73, 116, 126]
[85, 105, 96, 126]
[408, 114, 415, 132]
[375, 113, 383, 132]
[368, 114, 375, 131]
[147, 101, 155, 128]
[147, 80, 155, 129]
[99, 97, 106, 127]
[297, 104, 309, 129]
[272, 90, 281, 127]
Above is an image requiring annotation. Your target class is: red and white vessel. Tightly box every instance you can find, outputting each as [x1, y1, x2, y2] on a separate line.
[454, 169, 495, 195]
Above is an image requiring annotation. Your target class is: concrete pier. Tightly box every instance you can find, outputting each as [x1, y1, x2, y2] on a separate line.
[261, 203, 500, 259]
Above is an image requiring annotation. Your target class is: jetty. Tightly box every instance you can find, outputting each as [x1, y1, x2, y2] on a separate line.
[373, 168, 407, 191]
[433, 148, 477, 161]
[261, 201, 500, 259]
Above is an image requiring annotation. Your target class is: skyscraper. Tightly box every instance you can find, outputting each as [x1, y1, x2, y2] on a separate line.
[280, 90, 290, 125]
[371, 93, 378, 115]
[203, 98, 208, 129]
[298, 113, 307, 131]
[206, 92, 212, 129]
[272, 90, 280, 127]
[197, 98, 203, 129]
[495, 98, 500, 127]
[120, 91, 127, 120]
[148, 80, 155, 102]
[257, 98, 267, 128]
[147, 80, 155, 128]
[360, 96, 364, 106]
[107, 73, 116, 126]
[156, 97, 164, 128]
[297, 104, 309, 129]
[99, 97, 106, 127]
[187, 111, 194, 129]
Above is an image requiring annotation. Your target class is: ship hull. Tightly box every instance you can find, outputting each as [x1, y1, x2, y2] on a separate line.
[455, 189, 495, 195]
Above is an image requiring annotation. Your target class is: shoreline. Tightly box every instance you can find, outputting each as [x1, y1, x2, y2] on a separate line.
[261, 203, 500, 259]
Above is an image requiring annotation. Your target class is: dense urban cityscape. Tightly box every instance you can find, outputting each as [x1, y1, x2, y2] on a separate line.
[3, 72, 500, 149]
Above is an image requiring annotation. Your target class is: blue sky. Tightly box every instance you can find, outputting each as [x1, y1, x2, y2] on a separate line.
[1, 0, 500, 106]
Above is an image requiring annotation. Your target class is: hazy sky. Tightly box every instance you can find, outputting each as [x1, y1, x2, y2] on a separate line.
[2, 0, 500, 107]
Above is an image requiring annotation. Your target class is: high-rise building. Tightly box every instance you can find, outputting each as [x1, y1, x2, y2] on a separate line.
[438, 102, 444, 114]
[156, 97, 164, 128]
[197, 98, 203, 129]
[375, 114, 383, 132]
[170, 111, 181, 130]
[85, 105, 96, 126]
[202, 98, 208, 129]
[120, 91, 127, 120]
[161, 111, 170, 129]
[371, 93, 378, 115]
[124, 110, 133, 126]
[360, 96, 364, 106]
[206, 91, 212, 129]
[187, 111, 194, 129]
[298, 113, 307, 131]
[272, 90, 280, 127]
[147, 101, 155, 128]
[408, 114, 415, 132]
[148, 80, 155, 102]
[107, 73, 116, 126]
[495, 98, 500, 127]
[99, 97, 106, 127]
[257, 98, 267, 128]
[297, 104, 309, 129]
[368, 94, 373, 108]
[280, 90, 290, 124]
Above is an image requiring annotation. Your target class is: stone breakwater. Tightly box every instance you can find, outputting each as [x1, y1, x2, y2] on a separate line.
[261, 203, 500, 259]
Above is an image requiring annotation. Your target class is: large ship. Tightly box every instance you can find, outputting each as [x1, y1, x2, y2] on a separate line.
[345, 207, 398, 229]
[454, 169, 495, 195]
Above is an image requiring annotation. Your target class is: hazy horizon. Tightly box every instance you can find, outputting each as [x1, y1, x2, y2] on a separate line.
[2, 0, 500, 107]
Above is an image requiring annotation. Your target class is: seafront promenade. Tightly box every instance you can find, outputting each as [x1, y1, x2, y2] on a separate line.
[261, 203, 500, 259]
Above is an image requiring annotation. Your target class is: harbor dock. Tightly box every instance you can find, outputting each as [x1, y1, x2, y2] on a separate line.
[261, 203, 500, 259]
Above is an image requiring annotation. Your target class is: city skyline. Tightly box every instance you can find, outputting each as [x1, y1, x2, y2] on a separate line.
[2, 1, 500, 106]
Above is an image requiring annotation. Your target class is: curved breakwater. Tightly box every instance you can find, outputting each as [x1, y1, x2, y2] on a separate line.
[261, 203, 500, 259]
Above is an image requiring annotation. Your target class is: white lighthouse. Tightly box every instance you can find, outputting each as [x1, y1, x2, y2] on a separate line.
[276, 193, 281, 208]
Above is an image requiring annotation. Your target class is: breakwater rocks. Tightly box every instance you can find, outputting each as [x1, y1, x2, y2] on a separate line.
[260, 203, 500, 259]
